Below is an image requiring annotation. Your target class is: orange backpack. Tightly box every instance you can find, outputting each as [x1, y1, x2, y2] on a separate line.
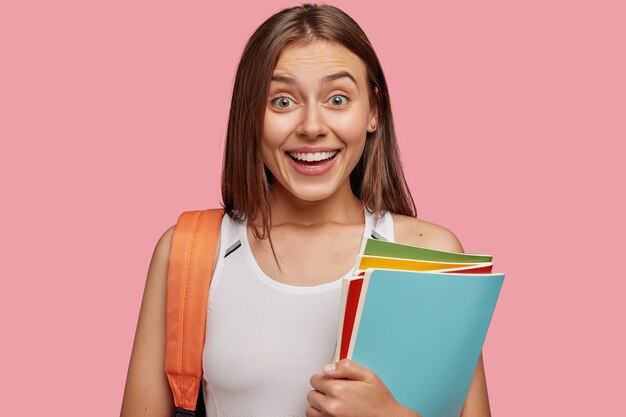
[165, 208, 225, 417]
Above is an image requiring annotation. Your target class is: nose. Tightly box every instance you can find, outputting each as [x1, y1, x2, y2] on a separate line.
[295, 102, 327, 140]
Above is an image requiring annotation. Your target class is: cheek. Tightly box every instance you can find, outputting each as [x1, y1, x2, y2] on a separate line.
[260, 139, 279, 171]
[261, 114, 288, 162]
[329, 107, 369, 142]
[263, 110, 293, 141]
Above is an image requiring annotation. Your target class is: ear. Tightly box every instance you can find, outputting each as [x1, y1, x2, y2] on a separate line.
[368, 86, 379, 133]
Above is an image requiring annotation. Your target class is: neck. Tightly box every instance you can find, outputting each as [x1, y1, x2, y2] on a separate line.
[267, 180, 364, 227]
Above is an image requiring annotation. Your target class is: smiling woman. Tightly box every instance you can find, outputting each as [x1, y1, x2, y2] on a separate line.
[261, 40, 376, 203]
[120, 3, 491, 417]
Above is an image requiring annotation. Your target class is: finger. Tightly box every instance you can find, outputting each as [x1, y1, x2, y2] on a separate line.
[322, 358, 373, 381]
[309, 372, 332, 393]
[305, 404, 323, 417]
[306, 389, 326, 412]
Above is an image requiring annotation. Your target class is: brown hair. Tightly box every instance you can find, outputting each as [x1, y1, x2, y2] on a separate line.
[221, 3, 416, 240]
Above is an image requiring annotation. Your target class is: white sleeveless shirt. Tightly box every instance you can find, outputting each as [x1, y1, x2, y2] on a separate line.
[201, 209, 395, 417]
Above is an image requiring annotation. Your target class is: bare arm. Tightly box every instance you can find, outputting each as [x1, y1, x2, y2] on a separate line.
[120, 226, 176, 417]
[460, 352, 491, 417]
[392, 214, 492, 417]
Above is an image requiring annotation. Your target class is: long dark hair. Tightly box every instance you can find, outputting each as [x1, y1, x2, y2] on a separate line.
[222, 3, 416, 240]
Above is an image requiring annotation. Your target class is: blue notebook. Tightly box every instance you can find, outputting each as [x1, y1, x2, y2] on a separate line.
[346, 268, 504, 417]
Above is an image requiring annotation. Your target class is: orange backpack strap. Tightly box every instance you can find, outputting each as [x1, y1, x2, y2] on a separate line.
[165, 208, 224, 416]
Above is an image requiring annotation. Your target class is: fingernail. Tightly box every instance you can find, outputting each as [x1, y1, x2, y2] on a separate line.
[323, 363, 336, 372]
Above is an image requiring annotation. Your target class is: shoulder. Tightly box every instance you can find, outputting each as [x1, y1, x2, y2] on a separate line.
[143, 225, 177, 287]
[154, 225, 176, 261]
[390, 213, 464, 253]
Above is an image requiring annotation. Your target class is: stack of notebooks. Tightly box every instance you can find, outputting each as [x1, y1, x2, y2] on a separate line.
[333, 238, 505, 417]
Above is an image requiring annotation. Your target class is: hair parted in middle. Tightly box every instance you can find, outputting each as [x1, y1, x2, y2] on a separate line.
[221, 3, 416, 241]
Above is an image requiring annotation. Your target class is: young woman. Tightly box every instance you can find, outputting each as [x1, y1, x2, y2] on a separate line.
[121, 4, 491, 417]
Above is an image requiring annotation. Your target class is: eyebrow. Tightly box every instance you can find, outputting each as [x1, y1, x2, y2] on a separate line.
[270, 71, 359, 89]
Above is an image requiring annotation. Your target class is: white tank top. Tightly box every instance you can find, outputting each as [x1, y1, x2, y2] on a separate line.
[201, 209, 395, 417]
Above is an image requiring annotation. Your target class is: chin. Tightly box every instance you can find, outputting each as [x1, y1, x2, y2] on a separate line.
[289, 187, 339, 203]
[277, 179, 346, 203]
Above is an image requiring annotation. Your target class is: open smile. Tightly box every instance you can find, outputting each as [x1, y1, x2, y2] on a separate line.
[288, 150, 338, 164]
[284, 150, 340, 176]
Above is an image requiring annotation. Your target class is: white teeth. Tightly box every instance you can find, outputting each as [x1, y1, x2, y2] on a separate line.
[288, 151, 337, 162]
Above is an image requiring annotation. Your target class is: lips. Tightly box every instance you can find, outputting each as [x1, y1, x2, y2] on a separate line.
[284, 149, 340, 175]
[288, 150, 338, 164]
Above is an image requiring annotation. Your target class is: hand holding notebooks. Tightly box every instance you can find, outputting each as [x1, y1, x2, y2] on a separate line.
[333, 238, 505, 417]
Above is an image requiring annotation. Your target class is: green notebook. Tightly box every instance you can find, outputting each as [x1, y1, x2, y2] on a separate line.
[361, 238, 493, 263]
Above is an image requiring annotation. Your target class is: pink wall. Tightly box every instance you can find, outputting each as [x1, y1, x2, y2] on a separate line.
[1, 1, 624, 415]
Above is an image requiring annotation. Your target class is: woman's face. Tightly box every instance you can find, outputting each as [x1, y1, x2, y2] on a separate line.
[261, 39, 378, 204]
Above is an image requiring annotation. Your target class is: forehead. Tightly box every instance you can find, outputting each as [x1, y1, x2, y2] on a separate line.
[272, 39, 367, 83]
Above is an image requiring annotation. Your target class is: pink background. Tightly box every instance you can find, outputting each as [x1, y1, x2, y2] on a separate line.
[1, 0, 624, 415]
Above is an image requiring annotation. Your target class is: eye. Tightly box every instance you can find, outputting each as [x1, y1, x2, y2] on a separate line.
[328, 94, 349, 107]
[270, 96, 295, 109]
